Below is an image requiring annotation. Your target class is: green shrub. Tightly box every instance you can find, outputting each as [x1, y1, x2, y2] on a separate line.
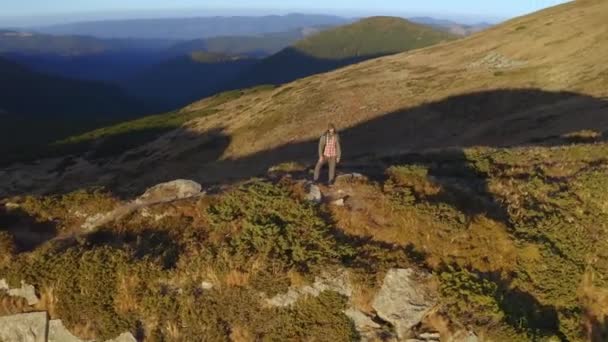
[439, 267, 503, 326]
[208, 180, 354, 270]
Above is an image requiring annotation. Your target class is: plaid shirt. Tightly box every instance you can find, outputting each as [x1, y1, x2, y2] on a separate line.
[323, 135, 337, 157]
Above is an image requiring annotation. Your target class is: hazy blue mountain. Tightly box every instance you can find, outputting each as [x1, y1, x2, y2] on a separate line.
[232, 17, 457, 88]
[36, 14, 350, 40]
[408, 17, 492, 35]
[122, 52, 258, 110]
[0, 30, 178, 81]
[163, 27, 328, 59]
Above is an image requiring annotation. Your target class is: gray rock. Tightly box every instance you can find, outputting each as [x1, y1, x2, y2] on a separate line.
[0, 312, 48, 342]
[6, 280, 40, 306]
[0, 278, 8, 291]
[448, 331, 479, 342]
[344, 308, 383, 341]
[135, 179, 202, 205]
[104, 332, 137, 342]
[48, 319, 86, 342]
[372, 269, 437, 340]
[419, 332, 441, 341]
[266, 269, 351, 307]
[201, 281, 214, 290]
[305, 184, 322, 203]
[330, 198, 345, 207]
[335, 173, 367, 183]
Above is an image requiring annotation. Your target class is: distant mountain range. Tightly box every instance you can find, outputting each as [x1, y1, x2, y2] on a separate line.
[124, 17, 457, 109]
[35, 14, 351, 40]
[409, 17, 492, 35]
[0, 56, 143, 119]
[232, 17, 457, 87]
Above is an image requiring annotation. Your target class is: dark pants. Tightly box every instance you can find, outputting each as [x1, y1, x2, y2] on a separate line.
[314, 156, 336, 183]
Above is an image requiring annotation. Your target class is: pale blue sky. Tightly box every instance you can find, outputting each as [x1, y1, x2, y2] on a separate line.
[1, 0, 571, 25]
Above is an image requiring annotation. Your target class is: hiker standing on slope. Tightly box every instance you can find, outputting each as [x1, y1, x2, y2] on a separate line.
[314, 124, 342, 185]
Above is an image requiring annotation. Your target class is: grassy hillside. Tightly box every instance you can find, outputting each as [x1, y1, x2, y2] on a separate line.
[2, 1, 608, 340]
[292, 16, 456, 60]
[234, 17, 457, 86]
[2, 142, 608, 340]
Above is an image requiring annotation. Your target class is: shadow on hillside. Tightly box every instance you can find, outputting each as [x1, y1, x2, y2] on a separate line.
[2, 88, 608, 199]
[232, 47, 388, 89]
[588, 316, 608, 342]
[0, 206, 57, 253]
[175, 88, 608, 187]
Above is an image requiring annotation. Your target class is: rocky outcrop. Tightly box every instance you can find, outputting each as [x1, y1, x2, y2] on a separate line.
[372, 269, 437, 340]
[266, 269, 351, 307]
[0, 279, 40, 305]
[0, 312, 47, 342]
[81, 179, 203, 232]
[344, 308, 391, 341]
[48, 319, 88, 342]
[104, 332, 137, 342]
[0, 312, 136, 342]
[135, 179, 202, 205]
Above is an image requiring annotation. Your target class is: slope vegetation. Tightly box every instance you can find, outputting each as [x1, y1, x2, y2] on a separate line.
[2, 1, 608, 340]
[235, 16, 457, 86]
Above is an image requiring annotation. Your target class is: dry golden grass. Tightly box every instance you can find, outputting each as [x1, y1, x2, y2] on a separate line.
[0, 294, 30, 316]
[350, 282, 377, 314]
[114, 273, 140, 314]
[165, 321, 182, 342]
[34, 285, 58, 318]
[331, 182, 517, 274]
[70, 321, 97, 341]
[224, 270, 251, 288]
[230, 325, 254, 342]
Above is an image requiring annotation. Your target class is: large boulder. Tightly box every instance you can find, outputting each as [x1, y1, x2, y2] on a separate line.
[135, 179, 202, 205]
[0, 279, 40, 305]
[0, 312, 48, 342]
[372, 269, 437, 340]
[48, 319, 87, 342]
[105, 332, 137, 342]
[344, 308, 390, 342]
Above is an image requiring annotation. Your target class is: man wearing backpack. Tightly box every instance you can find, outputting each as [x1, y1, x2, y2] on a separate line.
[314, 124, 342, 185]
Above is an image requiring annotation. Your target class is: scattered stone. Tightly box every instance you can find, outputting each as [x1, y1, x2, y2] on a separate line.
[48, 319, 86, 342]
[4, 202, 20, 210]
[305, 184, 322, 203]
[81, 212, 113, 232]
[467, 51, 526, 70]
[266, 269, 351, 307]
[335, 173, 367, 183]
[0, 312, 47, 342]
[201, 281, 214, 290]
[135, 179, 202, 205]
[1, 280, 40, 306]
[372, 269, 437, 340]
[0, 278, 8, 291]
[418, 332, 441, 341]
[448, 331, 479, 342]
[331, 198, 345, 206]
[104, 332, 137, 342]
